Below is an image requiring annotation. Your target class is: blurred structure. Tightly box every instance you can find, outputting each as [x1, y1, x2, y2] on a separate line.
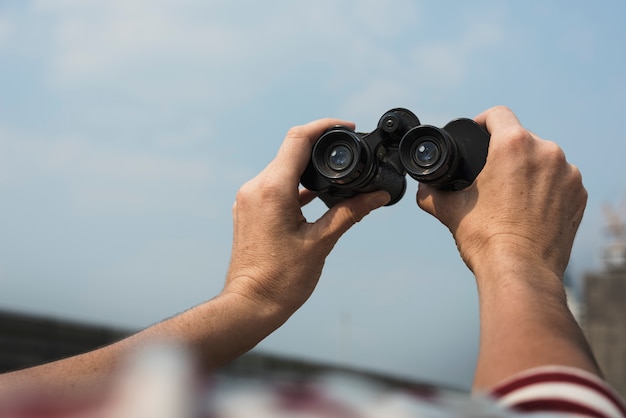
[0, 309, 446, 393]
[0, 309, 131, 374]
[581, 201, 626, 398]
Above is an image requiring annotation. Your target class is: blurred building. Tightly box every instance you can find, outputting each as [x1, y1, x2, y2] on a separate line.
[581, 208, 626, 399]
[0, 309, 445, 393]
[0, 310, 131, 374]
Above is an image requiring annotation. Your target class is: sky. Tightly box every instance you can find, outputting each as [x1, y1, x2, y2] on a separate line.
[1, 0, 626, 391]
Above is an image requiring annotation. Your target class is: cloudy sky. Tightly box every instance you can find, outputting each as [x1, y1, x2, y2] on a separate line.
[1, 0, 625, 390]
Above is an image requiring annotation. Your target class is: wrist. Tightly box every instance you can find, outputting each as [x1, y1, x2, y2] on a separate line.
[222, 270, 317, 318]
[460, 228, 573, 282]
[219, 286, 296, 327]
[469, 242, 567, 304]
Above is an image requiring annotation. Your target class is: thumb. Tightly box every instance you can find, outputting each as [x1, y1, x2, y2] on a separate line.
[313, 191, 390, 243]
[416, 183, 472, 235]
[416, 183, 438, 216]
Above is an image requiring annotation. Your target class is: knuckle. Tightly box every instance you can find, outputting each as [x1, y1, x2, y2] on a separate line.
[350, 209, 365, 225]
[501, 125, 533, 149]
[569, 164, 588, 201]
[543, 140, 566, 162]
[239, 174, 284, 206]
[286, 125, 306, 141]
[569, 163, 583, 182]
[491, 104, 513, 114]
[535, 141, 571, 175]
[234, 180, 257, 208]
[581, 185, 589, 205]
[257, 175, 284, 199]
[235, 180, 253, 200]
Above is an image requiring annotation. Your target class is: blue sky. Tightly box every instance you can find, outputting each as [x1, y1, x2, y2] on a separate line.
[1, 0, 625, 390]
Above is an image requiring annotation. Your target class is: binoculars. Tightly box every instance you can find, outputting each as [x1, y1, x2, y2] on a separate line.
[300, 108, 490, 207]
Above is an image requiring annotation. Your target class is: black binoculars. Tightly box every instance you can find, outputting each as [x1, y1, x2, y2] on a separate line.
[300, 108, 490, 207]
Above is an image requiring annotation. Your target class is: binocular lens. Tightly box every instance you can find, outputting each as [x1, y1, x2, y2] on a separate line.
[327, 145, 353, 171]
[412, 140, 440, 167]
[399, 125, 455, 182]
[311, 129, 365, 184]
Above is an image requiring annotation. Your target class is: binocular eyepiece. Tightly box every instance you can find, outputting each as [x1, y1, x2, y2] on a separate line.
[300, 108, 490, 208]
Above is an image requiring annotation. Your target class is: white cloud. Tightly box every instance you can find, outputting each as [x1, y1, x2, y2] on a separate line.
[31, 0, 242, 105]
[0, 128, 211, 183]
[0, 125, 251, 216]
[338, 80, 416, 126]
[23, 0, 505, 111]
[46, 140, 211, 182]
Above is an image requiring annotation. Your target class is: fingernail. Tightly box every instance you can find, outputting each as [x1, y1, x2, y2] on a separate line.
[368, 192, 391, 209]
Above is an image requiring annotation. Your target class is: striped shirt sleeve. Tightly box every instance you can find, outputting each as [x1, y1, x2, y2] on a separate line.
[490, 366, 626, 418]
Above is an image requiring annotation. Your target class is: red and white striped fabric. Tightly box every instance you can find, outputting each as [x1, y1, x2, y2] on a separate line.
[2, 346, 625, 417]
[491, 366, 626, 418]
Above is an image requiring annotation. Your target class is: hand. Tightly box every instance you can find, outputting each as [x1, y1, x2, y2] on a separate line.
[223, 118, 390, 316]
[417, 106, 587, 280]
[416, 107, 598, 388]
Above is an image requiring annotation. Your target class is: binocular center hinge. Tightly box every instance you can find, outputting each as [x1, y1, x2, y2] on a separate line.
[376, 145, 388, 160]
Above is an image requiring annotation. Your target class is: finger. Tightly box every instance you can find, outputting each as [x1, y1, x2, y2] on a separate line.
[416, 183, 456, 220]
[474, 105, 523, 136]
[270, 118, 355, 183]
[416, 182, 472, 235]
[312, 191, 390, 243]
[298, 188, 317, 207]
[416, 183, 437, 216]
[475, 105, 535, 165]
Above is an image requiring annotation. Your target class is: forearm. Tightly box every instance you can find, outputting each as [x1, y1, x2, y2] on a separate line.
[0, 292, 291, 398]
[147, 291, 292, 369]
[472, 253, 600, 392]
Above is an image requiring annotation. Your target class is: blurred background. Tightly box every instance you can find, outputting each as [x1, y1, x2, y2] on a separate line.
[1, 0, 625, 391]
